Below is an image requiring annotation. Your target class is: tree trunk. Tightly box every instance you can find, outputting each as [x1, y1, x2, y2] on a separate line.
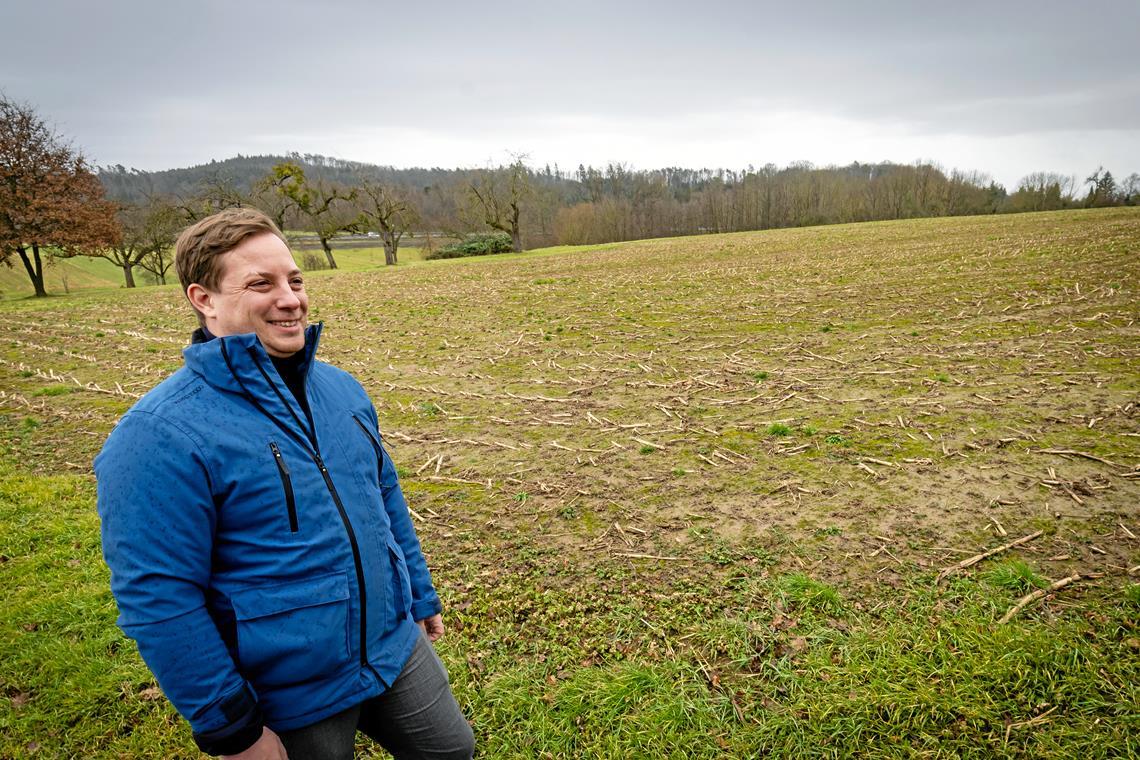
[157, 272, 166, 285]
[509, 202, 523, 252]
[383, 240, 397, 266]
[320, 237, 338, 269]
[122, 264, 136, 288]
[18, 245, 48, 297]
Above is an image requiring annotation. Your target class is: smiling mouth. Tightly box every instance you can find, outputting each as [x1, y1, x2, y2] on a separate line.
[269, 320, 301, 328]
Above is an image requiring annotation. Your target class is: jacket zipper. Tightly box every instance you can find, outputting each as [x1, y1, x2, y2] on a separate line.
[312, 450, 371, 671]
[352, 415, 384, 478]
[221, 339, 379, 678]
[269, 442, 299, 533]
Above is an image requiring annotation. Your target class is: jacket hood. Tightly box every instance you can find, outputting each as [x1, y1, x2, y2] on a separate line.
[182, 323, 323, 438]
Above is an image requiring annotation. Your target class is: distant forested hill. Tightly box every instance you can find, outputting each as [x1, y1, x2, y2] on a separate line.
[97, 153, 464, 203]
[95, 155, 1015, 249]
[101, 154, 1118, 250]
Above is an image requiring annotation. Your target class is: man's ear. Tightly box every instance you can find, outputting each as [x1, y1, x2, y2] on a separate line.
[186, 283, 216, 321]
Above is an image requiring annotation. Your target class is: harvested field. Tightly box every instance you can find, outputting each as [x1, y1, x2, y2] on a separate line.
[2, 208, 1138, 757]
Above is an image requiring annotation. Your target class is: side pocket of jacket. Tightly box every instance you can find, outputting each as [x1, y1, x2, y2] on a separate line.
[269, 441, 299, 533]
[389, 544, 413, 627]
[230, 572, 352, 688]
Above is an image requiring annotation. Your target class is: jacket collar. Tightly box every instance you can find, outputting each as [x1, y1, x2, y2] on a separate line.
[182, 324, 323, 440]
[190, 325, 215, 344]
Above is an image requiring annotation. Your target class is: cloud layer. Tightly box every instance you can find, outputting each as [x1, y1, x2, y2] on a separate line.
[4, 1, 1137, 188]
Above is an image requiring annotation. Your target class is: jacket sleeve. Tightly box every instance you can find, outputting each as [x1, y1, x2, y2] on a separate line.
[95, 411, 264, 756]
[369, 408, 443, 622]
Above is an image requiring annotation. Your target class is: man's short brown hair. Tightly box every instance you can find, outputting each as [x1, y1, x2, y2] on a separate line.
[174, 208, 288, 325]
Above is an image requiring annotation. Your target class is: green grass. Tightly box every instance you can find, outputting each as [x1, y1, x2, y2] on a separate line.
[3, 467, 1136, 757]
[0, 242, 428, 299]
[0, 254, 122, 298]
[985, 560, 1050, 594]
[0, 466, 195, 757]
[30, 385, 77, 397]
[454, 583, 1140, 758]
[296, 245, 428, 273]
[774, 573, 845, 615]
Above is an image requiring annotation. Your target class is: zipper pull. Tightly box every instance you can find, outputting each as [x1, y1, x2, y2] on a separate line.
[270, 441, 290, 475]
[314, 452, 328, 474]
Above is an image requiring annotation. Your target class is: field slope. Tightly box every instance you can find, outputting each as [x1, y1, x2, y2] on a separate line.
[2, 208, 1138, 758]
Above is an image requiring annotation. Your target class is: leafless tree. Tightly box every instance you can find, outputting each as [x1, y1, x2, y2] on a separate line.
[86, 198, 183, 287]
[465, 158, 530, 252]
[136, 199, 182, 285]
[269, 162, 357, 268]
[357, 179, 419, 266]
[174, 172, 246, 222]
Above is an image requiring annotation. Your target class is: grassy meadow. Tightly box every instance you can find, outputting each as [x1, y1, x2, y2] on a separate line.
[0, 240, 430, 299]
[2, 208, 1138, 758]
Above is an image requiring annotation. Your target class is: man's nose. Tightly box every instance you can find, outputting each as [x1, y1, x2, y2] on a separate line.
[275, 285, 302, 309]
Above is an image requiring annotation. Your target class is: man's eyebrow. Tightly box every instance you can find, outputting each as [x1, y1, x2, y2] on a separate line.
[246, 269, 303, 279]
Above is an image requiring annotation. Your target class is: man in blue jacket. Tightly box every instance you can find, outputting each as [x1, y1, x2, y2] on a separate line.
[95, 208, 474, 759]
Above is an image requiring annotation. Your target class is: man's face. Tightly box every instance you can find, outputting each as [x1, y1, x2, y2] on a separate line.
[196, 232, 309, 358]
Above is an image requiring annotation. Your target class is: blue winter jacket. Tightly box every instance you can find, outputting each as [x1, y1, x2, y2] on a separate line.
[95, 325, 442, 754]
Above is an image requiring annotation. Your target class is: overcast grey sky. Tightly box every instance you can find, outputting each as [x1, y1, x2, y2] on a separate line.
[4, 0, 1137, 189]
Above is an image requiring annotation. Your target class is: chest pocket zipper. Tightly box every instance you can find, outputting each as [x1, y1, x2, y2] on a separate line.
[351, 414, 384, 480]
[269, 441, 299, 533]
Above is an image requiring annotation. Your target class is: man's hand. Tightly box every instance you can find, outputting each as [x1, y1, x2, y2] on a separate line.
[223, 727, 287, 759]
[417, 613, 445, 642]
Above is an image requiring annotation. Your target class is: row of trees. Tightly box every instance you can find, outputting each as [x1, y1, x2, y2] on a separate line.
[115, 157, 527, 272]
[4, 94, 1139, 297]
[108, 155, 1139, 260]
[176, 159, 423, 270]
[1007, 169, 1139, 213]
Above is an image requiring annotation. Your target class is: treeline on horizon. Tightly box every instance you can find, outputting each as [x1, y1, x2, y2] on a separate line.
[99, 154, 1139, 252]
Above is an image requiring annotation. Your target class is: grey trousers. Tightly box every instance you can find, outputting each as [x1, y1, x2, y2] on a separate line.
[278, 633, 474, 760]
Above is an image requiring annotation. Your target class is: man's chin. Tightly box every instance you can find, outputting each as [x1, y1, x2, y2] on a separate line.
[262, 336, 306, 358]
